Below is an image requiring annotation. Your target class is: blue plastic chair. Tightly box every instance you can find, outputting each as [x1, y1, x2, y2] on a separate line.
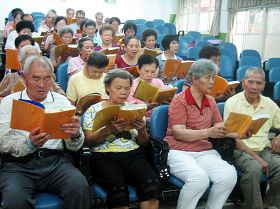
[155, 25, 165, 35]
[176, 41, 189, 60]
[187, 47, 201, 60]
[31, 12, 45, 18]
[57, 62, 69, 93]
[135, 19, 146, 25]
[124, 20, 136, 24]
[172, 79, 185, 94]
[273, 81, 280, 101]
[163, 23, 176, 35]
[220, 47, 238, 69]
[156, 34, 165, 50]
[36, 193, 63, 209]
[269, 67, 280, 83]
[239, 56, 262, 68]
[179, 35, 193, 45]
[195, 41, 212, 48]
[202, 36, 217, 41]
[145, 21, 155, 28]
[136, 24, 148, 40]
[220, 42, 238, 69]
[187, 31, 202, 42]
[217, 102, 225, 117]
[240, 49, 261, 61]
[153, 19, 165, 27]
[267, 58, 280, 70]
[220, 55, 234, 81]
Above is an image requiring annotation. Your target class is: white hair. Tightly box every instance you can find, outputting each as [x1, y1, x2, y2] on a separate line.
[23, 55, 54, 75]
[18, 45, 39, 66]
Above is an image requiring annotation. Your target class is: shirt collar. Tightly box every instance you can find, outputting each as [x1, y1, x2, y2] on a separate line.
[21, 89, 54, 104]
[77, 55, 86, 64]
[161, 52, 177, 61]
[185, 87, 211, 110]
[241, 91, 265, 109]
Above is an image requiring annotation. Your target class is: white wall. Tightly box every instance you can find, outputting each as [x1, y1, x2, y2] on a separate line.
[0, 0, 178, 30]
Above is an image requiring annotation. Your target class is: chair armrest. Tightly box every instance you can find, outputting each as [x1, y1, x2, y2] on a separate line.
[146, 137, 170, 182]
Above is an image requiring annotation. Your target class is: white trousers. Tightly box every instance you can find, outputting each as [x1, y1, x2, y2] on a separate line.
[168, 149, 237, 209]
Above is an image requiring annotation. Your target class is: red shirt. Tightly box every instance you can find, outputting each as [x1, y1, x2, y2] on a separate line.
[165, 88, 222, 152]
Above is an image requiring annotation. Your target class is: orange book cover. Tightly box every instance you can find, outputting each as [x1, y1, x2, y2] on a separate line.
[162, 59, 181, 77]
[113, 34, 125, 44]
[76, 93, 102, 115]
[124, 66, 139, 78]
[176, 60, 194, 78]
[224, 112, 270, 138]
[54, 44, 78, 60]
[102, 47, 120, 55]
[66, 18, 76, 25]
[10, 99, 76, 139]
[210, 75, 240, 97]
[6, 49, 21, 70]
[53, 33, 65, 45]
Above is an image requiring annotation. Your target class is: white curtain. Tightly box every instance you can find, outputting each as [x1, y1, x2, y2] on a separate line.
[175, 0, 186, 32]
[209, 0, 222, 36]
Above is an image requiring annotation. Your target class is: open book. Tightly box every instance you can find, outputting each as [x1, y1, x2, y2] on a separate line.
[123, 66, 139, 78]
[6, 49, 21, 70]
[66, 18, 76, 25]
[112, 34, 125, 44]
[10, 99, 76, 139]
[53, 33, 65, 45]
[224, 112, 270, 138]
[54, 44, 79, 60]
[32, 36, 44, 45]
[142, 48, 162, 57]
[101, 47, 120, 55]
[93, 103, 147, 131]
[210, 75, 240, 97]
[106, 54, 116, 67]
[133, 80, 177, 103]
[76, 93, 102, 115]
[12, 80, 26, 93]
[162, 59, 194, 78]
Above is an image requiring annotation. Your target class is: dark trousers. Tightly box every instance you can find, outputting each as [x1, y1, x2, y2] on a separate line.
[0, 153, 92, 209]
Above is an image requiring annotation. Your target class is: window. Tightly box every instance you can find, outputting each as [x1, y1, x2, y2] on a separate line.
[230, 7, 280, 60]
[180, 0, 215, 33]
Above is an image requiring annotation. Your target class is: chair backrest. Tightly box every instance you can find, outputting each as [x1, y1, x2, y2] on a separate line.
[220, 55, 234, 81]
[187, 31, 202, 42]
[240, 49, 261, 61]
[135, 19, 146, 25]
[176, 41, 189, 60]
[202, 35, 217, 41]
[220, 42, 238, 68]
[220, 47, 237, 69]
[179, 35, 193, 45]
[136, 24, 148, 40]
[150, 105, 169, 140]
[273, 81, 280, 101]
[155, 25, 165, 34]
[187, 47, 201, 60]
[236, 66, 252, 81]
[145, 21, 155, 28]
[57, 62, 69, 92]
[163, 23, 176, 35]
[239, 56, 262, 68]
[172, 79, 185, 94]
[195, 41, 211, 48]
[153, 19, 165, 27]
[156, 34, 165, 50]
[269, 67, 280, 83]
[31, 12, 45, 18]
[267, 58, 280, 70]
[124, 20, 136, 24]
[217, 102, 225, 118]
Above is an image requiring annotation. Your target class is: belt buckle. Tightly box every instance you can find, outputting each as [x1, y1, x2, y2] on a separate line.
[38, 150, 44, 159]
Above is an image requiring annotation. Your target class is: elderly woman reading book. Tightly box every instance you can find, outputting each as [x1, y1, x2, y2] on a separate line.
[83, 69, 159, 209]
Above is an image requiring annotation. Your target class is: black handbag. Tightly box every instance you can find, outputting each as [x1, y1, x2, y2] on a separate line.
[209, 137, 236, 164]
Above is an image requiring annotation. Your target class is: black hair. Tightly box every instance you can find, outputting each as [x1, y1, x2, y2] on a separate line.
[87, 51, 109, 68]
[80, 18, 89, 31]
[78, 37, 93, 50]
[199, 45, 221, 59]
[11, 8, 23, 16]
[13, 11, 24, 20]
[137, 54, 159, 69]
[142, 29, 157, 41]
[123, 23, 137, 34]
[85, 20, 96, 28]
[161, 34, 179, 50]
[109, 17, 121, 25]
[16, 20, 34, 33]
[54, 16, 67, 27]
[15, 34, 35, 48]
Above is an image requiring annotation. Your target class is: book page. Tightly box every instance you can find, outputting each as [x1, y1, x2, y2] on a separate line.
[250, 112, 270, 134]
[143, 48, 162, 57]
[162, 59, 181, 77]
[133, 80, 159, 103]
[224, 112, 252, 136]
[42, 108, 76, 139]
[92, 105, 120, 131]
[209, 75, 229, 97]
[10, 100, 45, 132]
[176, 61, 194, 78]
[154, 87, 177, 103]
[76, 93, 101, 115]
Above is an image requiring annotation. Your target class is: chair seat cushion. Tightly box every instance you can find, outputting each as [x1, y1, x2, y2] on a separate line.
[35, 192, 63, 209]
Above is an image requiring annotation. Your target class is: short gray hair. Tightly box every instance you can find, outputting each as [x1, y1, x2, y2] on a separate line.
[58, 26, 74, 37]
[18, 45, 39, 66]
[103, 68, 133, 95]
[186, 59, 218, 84]
[244, 67, 265, 81]
[23, 56, 54, 75]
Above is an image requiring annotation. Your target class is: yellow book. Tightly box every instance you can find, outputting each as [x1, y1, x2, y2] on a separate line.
[76, 93, 102, 115]
[106, 54, 116, 67]
[133, 80, 177, 103]
[210, 75, 240, 97]
[162, 59, 194, 78]
[12, 80, 26, 93]
[101, 47, 120, 55]
[32, 36, 44, 45]
[142, 48, 162, 57]
[225, 112, 270, 138]
[93, 104, 147, 131]
[10, 99, 76, 139]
